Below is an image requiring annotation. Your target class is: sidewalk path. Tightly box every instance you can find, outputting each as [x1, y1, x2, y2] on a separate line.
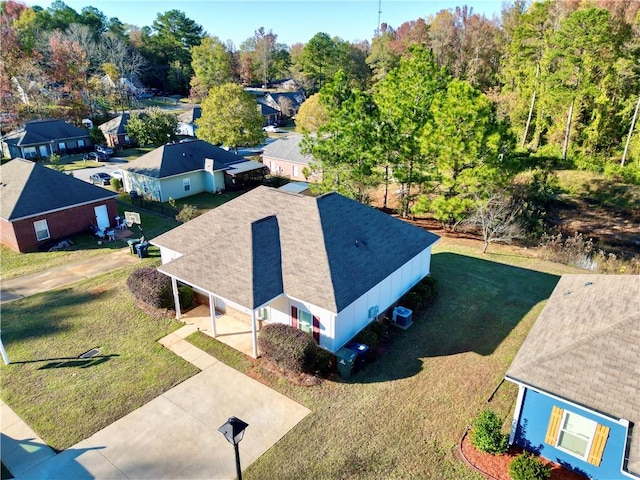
[0, 248, 140, 304]
[3, 324, 310, 480]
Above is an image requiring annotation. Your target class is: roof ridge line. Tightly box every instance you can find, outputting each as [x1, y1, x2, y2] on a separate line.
[512, 311, 640, 374]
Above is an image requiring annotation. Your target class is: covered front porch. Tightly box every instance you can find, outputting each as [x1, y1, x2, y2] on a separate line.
[178, 304, 257, 357]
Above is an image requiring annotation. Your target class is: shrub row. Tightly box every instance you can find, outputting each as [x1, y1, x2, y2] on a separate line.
[127, 267, 173, 309]
[400, 275, 437, 313]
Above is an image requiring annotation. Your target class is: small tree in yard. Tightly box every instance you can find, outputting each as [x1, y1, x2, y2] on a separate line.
[463, 192, 524, 253]
[176, 204, 200, 223]
[470, 409, 509, 454]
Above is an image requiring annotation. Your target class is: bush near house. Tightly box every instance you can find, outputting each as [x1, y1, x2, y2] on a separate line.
[470, 409, 509, 454]
[258, 323, 317, 374]
[508, 452, 552, 480]
[126, 267, 173, 309]
[178, 285, 194, 309]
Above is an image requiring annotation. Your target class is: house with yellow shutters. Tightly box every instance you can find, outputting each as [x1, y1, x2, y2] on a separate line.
[505, 274, 639, 480]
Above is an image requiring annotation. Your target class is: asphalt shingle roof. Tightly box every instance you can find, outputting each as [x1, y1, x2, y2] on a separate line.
[0, 158, 117, 221]
[262, 135, 312, 166]
[506, 274, 640, 477]
[98, 114, 130, 136]
[1, 120, 89, 147]
[122, 140, 246, 178]
[153, 186, 439, 311]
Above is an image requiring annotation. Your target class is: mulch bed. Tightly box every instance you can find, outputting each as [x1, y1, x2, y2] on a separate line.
[459, 431, 587, 480]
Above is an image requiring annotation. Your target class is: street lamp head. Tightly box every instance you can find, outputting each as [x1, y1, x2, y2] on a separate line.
[218, 416, 249, 446]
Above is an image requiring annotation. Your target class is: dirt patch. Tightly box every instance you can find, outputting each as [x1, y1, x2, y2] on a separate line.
[460, 431, 587, 480]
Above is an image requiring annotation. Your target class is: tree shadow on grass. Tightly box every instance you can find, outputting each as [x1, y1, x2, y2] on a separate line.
[0, 289, 108, 345]
[351, 252, 560, 383]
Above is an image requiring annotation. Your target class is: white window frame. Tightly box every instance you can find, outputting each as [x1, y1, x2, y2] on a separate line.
[183, 178, 191, 192]
[555, 410, 597, 461]
[298, 309, 313, 334]
[34, 219, 50, 241]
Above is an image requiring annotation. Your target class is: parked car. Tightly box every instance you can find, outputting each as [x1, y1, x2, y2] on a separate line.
[95, 145, 114, 156]
[110, 169, 123, 181]
[89, 172, 112, 185]
[84, 151, 109, 162]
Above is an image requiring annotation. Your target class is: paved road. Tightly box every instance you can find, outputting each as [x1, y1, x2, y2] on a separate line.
[72, 157, 128, 183]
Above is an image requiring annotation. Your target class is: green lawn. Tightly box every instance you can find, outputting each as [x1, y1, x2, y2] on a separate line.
[189, 241, 582, 479]
[0, 263, 199, 451]
[166, 191, 245, 212]
[0, 201, 179, 280]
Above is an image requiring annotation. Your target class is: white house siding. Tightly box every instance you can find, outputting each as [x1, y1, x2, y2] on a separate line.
[287, 297, 335, 351]
[159, 247, 182, 265]
[331, 246, 433, 352]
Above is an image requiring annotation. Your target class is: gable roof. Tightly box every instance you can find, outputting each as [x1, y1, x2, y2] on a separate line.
[0, 158, 117, 221]
[1, 120, 89, 147]
[122, 140, 247, 178]
[506, 274, 640, 476]
[98, 114, 130, 136]
[258, 103, 279, 116]
[177, 107, 201, 124]
[153, 186, 439, 311]
[262, 135, 312, 166]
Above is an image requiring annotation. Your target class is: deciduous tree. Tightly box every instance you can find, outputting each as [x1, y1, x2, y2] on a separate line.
[125, 108, 177, 147]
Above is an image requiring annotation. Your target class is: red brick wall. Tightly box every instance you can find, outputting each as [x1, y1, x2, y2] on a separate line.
[2, 199, 117, 253]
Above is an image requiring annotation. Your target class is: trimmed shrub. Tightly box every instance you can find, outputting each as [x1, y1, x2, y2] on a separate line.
[355, 328, 378, 349]
[400, 291, 422, 312]
[470, 409, 509, 454]
[126, 267, 173, 309]
[258, 323, 317, 374]
[178, 285, 194, 309]
[509, 452, 551, 480]
[313, 347, 334, 377]
[110, 177, 122, 190]
[366, 320, 387, 342]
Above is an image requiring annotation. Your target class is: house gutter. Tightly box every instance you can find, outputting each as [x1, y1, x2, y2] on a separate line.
[505, 375, 636, 479]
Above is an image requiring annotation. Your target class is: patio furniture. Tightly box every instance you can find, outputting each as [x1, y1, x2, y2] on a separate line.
[107, 229, 116, 242]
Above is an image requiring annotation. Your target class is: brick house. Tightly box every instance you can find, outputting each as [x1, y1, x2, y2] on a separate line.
[0, 158, 118, 252]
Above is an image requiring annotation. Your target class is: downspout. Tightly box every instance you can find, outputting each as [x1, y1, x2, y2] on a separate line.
[171, 277, 182, 319]
[251, 309, 258, 359]
[209, 293, 217, 337]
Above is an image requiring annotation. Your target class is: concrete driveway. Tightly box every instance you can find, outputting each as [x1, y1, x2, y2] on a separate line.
[13, 345, 310, 480]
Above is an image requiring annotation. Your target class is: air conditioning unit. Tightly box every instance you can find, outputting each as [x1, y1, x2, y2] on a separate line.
[392, 306, 413, 328]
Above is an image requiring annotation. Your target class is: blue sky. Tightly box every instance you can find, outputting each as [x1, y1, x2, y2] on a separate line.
[33, 0, 505, 47]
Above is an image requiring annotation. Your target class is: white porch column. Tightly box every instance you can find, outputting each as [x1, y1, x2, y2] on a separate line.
[171, 277, 181, 319]
[209, 293, 217, 337]
[251, 309, 258, 359]
[509, 384, 526, 444]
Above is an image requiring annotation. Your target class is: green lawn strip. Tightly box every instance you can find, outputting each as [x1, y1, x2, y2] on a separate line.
[186, 243, 581, 479]
[0, 265, 199, 451]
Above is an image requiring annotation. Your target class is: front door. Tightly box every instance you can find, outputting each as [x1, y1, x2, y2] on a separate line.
[39, 145, 48, 157]
[94, 205, 109, 230]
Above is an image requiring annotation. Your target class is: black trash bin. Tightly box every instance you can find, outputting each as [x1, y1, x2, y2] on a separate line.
[135, 242, 149, 258]
[347, 342, 369, 370]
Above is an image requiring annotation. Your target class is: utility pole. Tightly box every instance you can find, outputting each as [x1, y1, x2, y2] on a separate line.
[378, 0, 382, 31]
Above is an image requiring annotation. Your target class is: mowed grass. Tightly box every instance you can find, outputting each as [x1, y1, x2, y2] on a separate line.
[0, 264, 199, 451]
[191, 241, 582, 479]
[0, 204, 179, 280]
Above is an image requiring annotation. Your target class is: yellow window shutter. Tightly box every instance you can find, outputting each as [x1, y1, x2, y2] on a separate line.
[545, 406, 564, 445]
[587, 424, 610, 466]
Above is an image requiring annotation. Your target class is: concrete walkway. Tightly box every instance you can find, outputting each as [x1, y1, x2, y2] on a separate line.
[2, 324, 310, 479]
[1, 249, 311, 479]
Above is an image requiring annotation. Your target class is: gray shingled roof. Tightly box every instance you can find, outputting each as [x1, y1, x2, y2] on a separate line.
[506, 274, 640, 477]
[258, 102, 279, 116]
[2, 120, 89, 146]
[153, 186, 439, 311]
[0, 158, 117, 221]
[98, 114, 130, 136]
[122, 140, 246, 178]
[262, 135, 312, 165]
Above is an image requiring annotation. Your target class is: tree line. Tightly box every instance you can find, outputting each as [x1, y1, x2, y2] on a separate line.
[1, 0, 639, 170]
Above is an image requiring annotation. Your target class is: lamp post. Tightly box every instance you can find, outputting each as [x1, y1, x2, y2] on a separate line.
[218, 416, 248, 480]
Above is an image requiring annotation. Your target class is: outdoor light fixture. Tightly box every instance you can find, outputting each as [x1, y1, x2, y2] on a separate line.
[218, 416, 249, 480]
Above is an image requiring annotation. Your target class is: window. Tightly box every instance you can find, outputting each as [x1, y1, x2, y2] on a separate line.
[77, 139, 85, 147]
[545, 406, 610, 466]
[34, 219, 50, 241]
[58, 142, 66, 151]
[298, 310, 312, 334]
[183, 178, 191, 192]
[557, 412, 597, 458]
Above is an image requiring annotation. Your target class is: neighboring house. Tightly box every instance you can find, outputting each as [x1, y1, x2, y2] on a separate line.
[257, 102, 280, 126]
[121, 139, 267, 202]
[262, 134, 315, 181]
[98, 114, 133, 149]
[176, 107, 201, 137]
[1, 120, 91, 159]
[0, 158, 118, 252]
[246, 88, 306, 125]
[505, 274, 640, 480]
[152, 186, 440, 358]
[269, 91, 305, 117]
